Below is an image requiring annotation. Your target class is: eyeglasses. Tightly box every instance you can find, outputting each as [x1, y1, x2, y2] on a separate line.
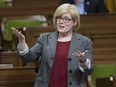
[55, 16, 73, 23]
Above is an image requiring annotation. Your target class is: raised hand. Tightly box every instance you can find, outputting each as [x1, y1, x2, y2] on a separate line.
[12, 27, 25, 43]
[72, 50, 88, 61]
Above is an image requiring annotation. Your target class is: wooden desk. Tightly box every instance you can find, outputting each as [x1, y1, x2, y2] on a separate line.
[96, 76, 116, 87]
[0, 66, 36, 87]
[0, 51, 22, 67]
[12, 0, 61, 8]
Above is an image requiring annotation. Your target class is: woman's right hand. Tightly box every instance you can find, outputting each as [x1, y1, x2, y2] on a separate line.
[12, 27, 25, 43]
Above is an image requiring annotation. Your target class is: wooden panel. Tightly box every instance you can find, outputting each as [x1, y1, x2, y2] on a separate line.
[12, 0, 61, 7]
[0, 0, 61, 16]
[0, 67, 36, 87]
[93, 48, 116, 64]
[96, 78, 111, 87]
[96, 76, 116, 87]
[79, 25, 116, 36]
[0, 52, 23, 67]
[92, 34, 116, 48]
[0, 6, 54, 16]
[81, 14, 116, 26]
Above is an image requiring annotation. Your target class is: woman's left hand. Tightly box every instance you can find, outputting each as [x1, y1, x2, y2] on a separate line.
[72, 50, 88, 61]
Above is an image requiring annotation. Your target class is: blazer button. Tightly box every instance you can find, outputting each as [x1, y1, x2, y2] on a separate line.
[68, 58, 72, 61]
[69, 82, 72, 85]
[69, 70, 72, 73]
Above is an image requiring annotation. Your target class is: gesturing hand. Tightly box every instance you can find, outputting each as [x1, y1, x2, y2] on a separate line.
[12, 27, 25, 43]
[72, 50, 88, 62]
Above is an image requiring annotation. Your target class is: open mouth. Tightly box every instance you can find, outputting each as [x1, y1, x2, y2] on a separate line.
[59, 25, 65, 28]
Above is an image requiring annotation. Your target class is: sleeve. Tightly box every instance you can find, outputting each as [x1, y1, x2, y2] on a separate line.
[17, 42, 29, 55]
[79, 59, 91, 72]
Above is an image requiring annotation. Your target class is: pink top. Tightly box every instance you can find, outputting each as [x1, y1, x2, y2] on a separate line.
[48, 41, 70, 87]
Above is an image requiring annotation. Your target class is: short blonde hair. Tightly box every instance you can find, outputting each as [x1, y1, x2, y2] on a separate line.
[53, 3, 80, 31]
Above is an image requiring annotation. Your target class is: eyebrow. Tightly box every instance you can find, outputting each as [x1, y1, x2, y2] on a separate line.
[61, 16, 72, 19]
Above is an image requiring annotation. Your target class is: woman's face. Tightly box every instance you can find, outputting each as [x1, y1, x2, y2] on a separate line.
[56, 12, 76, 34]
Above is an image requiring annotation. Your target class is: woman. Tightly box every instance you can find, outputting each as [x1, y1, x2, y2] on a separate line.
[12, 3, 93, 87]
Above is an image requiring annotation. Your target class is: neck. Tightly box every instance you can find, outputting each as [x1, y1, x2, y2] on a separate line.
[58, 32, 72, 42]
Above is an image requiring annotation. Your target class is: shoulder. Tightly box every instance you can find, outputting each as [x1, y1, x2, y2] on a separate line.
[37, 31, 57, 40]
[40, 32, 52, 36]
[77, 33, 90, 40]
[38, 32, 54, 39]
[75, 33, 92, 43]
[76, 33, 93, 48]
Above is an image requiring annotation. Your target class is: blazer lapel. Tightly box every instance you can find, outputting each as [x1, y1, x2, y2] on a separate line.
[68, 32, 82, 58]
[48, 31, 58, 59]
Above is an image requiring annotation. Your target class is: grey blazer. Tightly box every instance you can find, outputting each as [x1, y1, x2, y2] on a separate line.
[20, 31, 93, 87]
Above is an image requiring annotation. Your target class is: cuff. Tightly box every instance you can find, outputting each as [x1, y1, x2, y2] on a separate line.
[79, 59, 91, 72]
[18, 44, 29, 56]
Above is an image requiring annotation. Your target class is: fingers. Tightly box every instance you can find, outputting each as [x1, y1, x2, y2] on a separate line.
[82, 50, 88, 55]
[12, 27, 25, 43]
[12, 27, 21, 34]
[12, 27, 16, 34]
[72, 50, 88, 56]
[72, 50, 88, 59]
[11, 27, 23, 38]
[12, 27, 19, 35]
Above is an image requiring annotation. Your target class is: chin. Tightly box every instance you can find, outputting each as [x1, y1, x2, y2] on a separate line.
[58, 30, 64, 33]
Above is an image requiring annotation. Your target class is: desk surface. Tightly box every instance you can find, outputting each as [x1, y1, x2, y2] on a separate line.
[96, 76, 116, 87]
